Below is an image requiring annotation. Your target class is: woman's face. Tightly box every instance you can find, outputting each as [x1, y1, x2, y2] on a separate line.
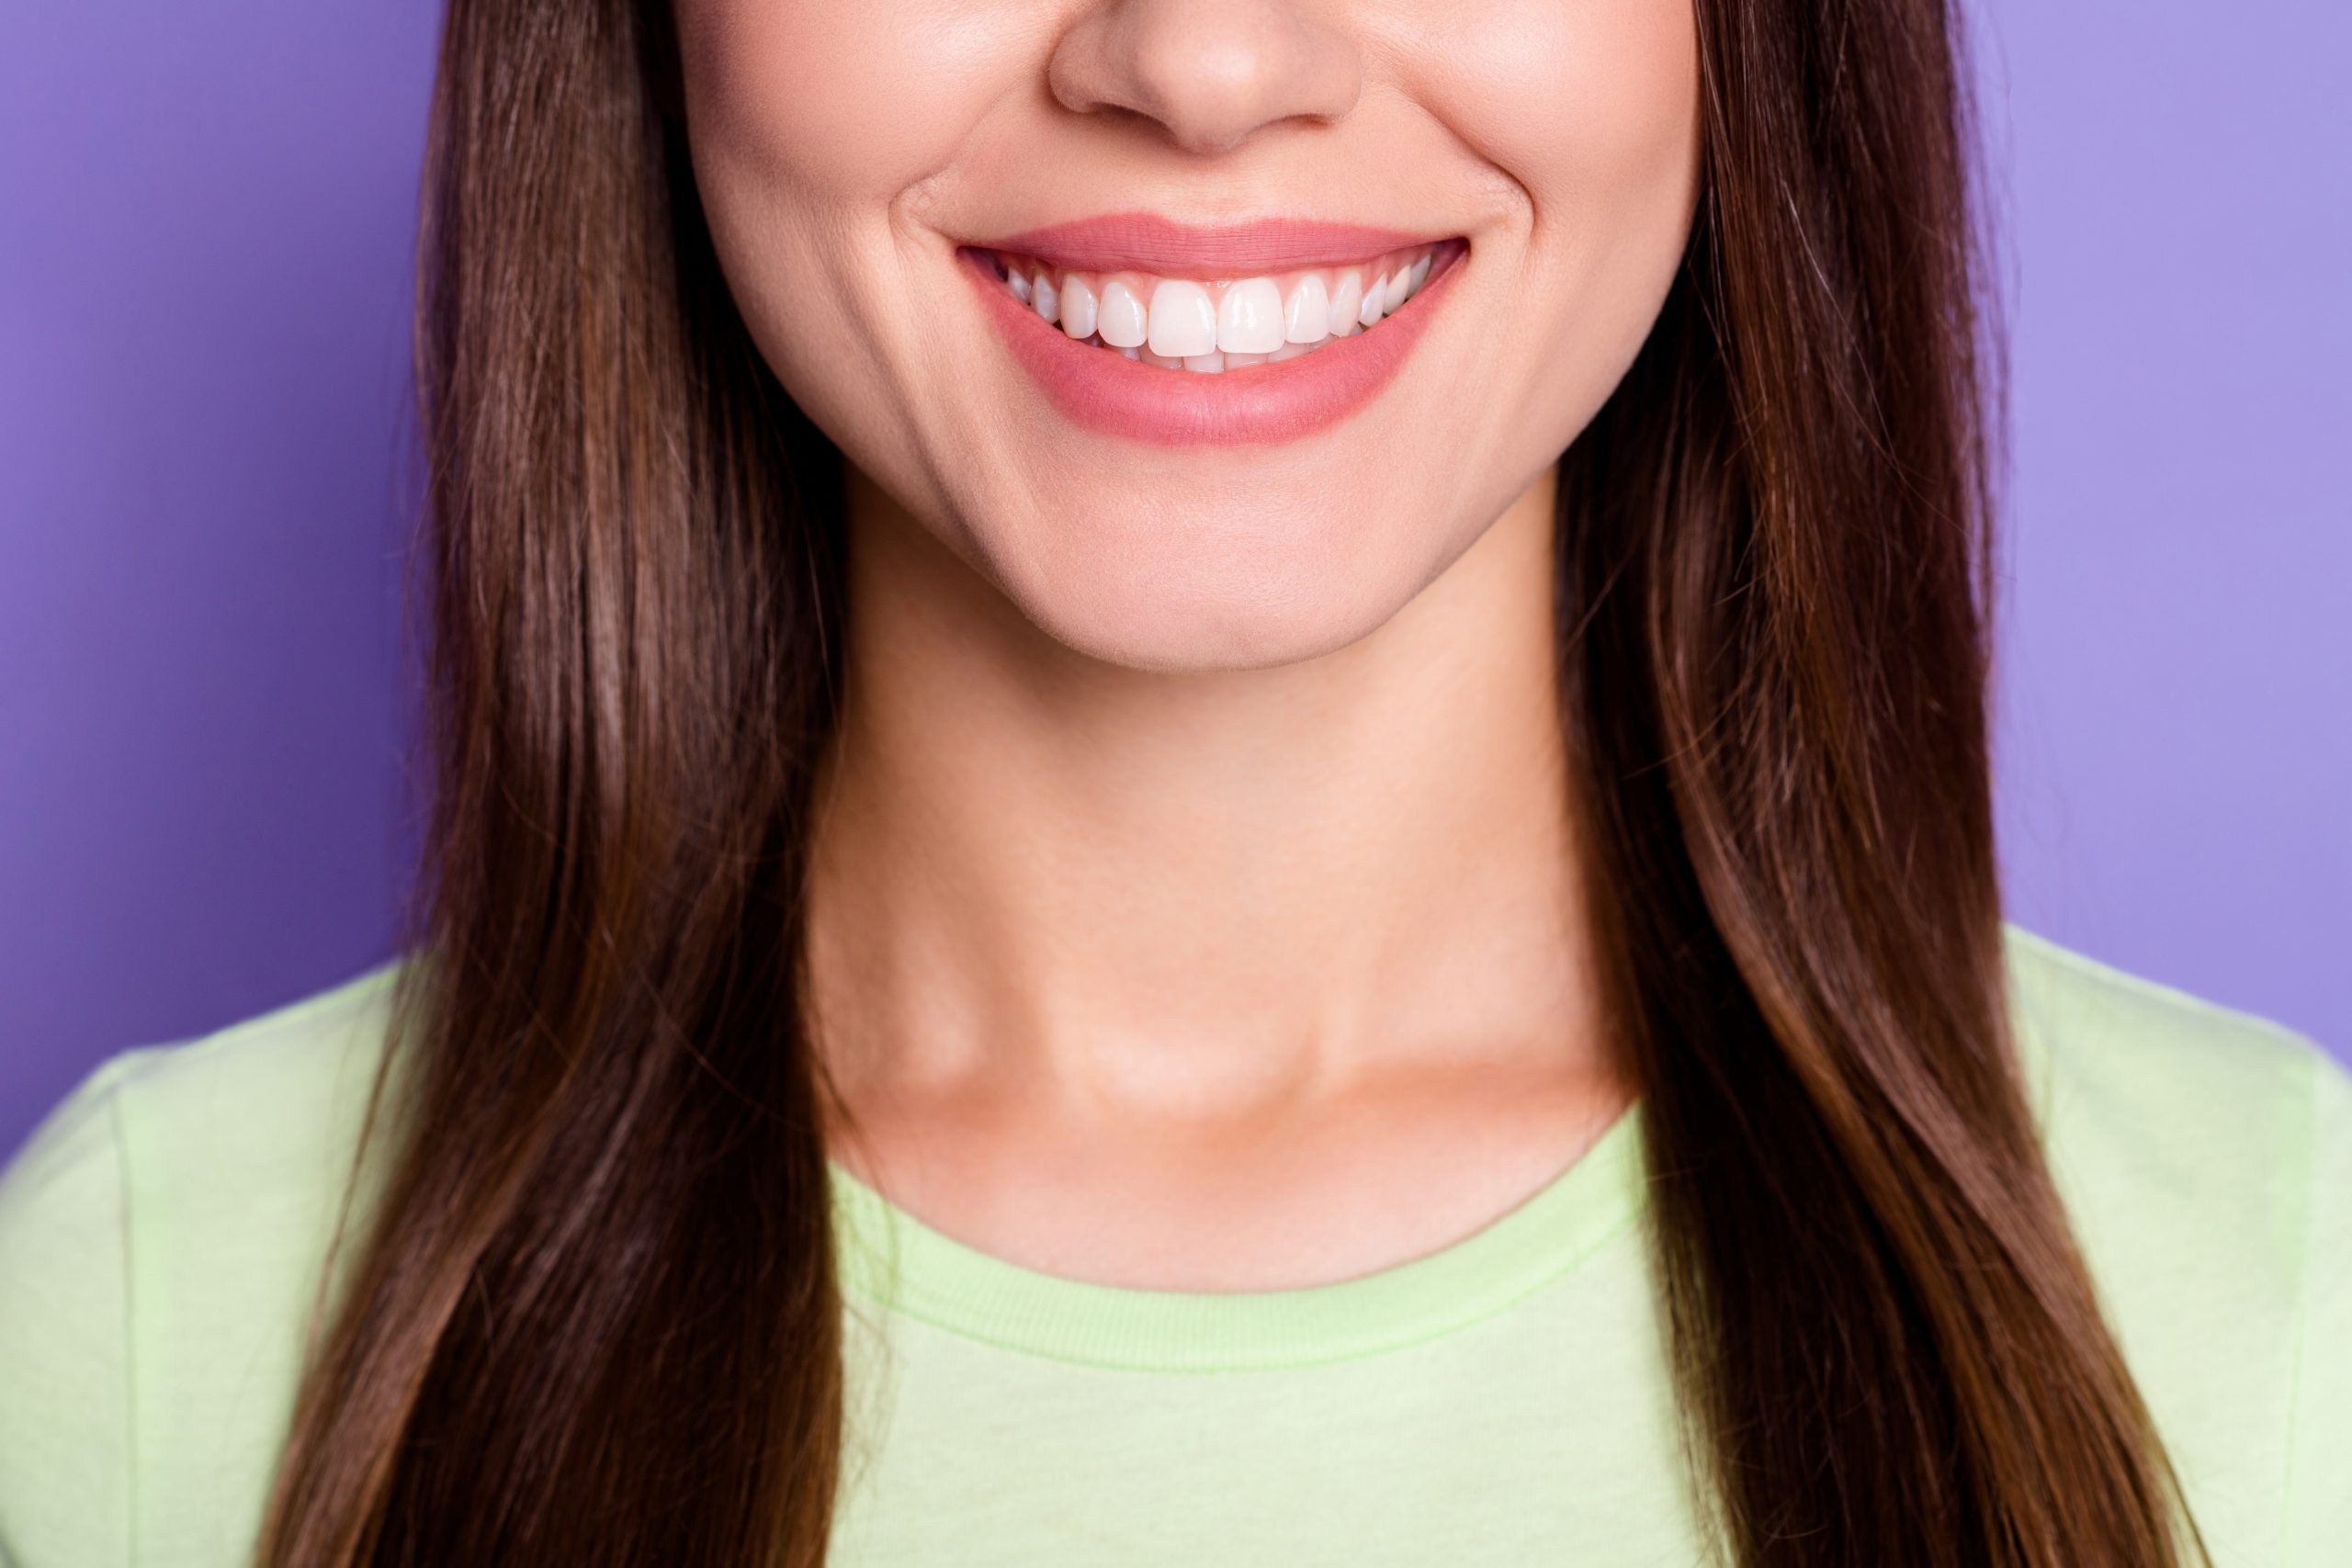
[676, 0, 1701, 671]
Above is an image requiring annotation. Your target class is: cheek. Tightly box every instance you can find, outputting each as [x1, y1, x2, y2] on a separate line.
[1413, 0, 1701, 220]
[670, 1, 1046, 494]
[1404, 0, 1701, 457]
[673, 1, 1043, 212]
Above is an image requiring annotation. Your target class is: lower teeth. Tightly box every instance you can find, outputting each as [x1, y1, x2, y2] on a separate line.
[1100, 339, 1331, 372]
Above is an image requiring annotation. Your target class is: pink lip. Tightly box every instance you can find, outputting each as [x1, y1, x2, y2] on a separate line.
[960, 234, 1466, 447]
[988, 212, 1444, 275]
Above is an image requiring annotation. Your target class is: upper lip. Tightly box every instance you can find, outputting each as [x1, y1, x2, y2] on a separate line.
[978, 212, 1454, 276]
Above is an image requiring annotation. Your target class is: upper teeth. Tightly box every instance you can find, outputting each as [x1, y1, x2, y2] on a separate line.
[993, 244, 1439, 371]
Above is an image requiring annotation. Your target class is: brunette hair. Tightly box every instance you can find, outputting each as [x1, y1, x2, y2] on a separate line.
[256, 0, 2212, 1563]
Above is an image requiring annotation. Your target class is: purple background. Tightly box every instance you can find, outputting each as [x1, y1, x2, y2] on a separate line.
[2, 2, 2345, 1160]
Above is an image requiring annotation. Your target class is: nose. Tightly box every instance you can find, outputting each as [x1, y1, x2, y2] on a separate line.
[1047, 0, 1363, 156]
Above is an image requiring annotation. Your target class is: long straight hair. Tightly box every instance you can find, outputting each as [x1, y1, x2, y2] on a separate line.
[255, 0, 2211, 1562]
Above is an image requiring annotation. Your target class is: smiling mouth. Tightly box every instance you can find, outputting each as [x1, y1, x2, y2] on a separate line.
[978, 242, 1446, 373]
[959, 217, 1466, 445]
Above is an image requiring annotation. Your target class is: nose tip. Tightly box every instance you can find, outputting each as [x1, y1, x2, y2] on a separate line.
[1048, 0, 1363, 157]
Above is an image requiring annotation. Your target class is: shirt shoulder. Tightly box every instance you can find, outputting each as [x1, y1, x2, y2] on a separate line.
[2001, 923, 2348, 1562]
[0, 962, 406, 1568]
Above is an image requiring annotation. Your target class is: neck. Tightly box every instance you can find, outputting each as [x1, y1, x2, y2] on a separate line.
[804, 461, 1612, 1141]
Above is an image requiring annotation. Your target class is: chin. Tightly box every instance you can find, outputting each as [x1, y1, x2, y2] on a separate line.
[979, 496, 1430, 675]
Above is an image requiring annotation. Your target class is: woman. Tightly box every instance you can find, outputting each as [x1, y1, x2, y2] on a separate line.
[0, 0, 2343, 1562]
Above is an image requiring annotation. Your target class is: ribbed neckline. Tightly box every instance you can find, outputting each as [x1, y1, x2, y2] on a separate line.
[826, 1100, 1648, 1372]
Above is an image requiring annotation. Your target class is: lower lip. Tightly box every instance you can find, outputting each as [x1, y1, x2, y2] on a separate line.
[958, 241, 1465, 447]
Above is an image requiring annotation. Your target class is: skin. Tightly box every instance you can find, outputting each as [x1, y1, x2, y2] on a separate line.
[674, 0, 1703, 1290]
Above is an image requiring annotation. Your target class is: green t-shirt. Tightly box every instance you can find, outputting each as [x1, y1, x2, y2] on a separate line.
[1, 925, 2345, 1565]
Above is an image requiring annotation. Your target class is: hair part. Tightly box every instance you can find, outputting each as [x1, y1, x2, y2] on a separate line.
[256, 0, 2211, 1562]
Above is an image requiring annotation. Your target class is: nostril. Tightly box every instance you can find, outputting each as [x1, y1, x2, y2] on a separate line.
[1046, 0, 1363, 157]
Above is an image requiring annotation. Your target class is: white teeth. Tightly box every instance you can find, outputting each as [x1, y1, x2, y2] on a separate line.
[1147, 279, 1217, 357]
[1059, 276, 1097, 340]
[1097, 279, 1148, 348]
[1216, 276, 1285, 355]
[1327, 271, 1363, 337]
[1283, 275, 1330, 344]
[999, 243, 1444, 369]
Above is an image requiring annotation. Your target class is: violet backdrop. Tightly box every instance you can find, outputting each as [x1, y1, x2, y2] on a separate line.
[2, 1, 2345, 1158]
